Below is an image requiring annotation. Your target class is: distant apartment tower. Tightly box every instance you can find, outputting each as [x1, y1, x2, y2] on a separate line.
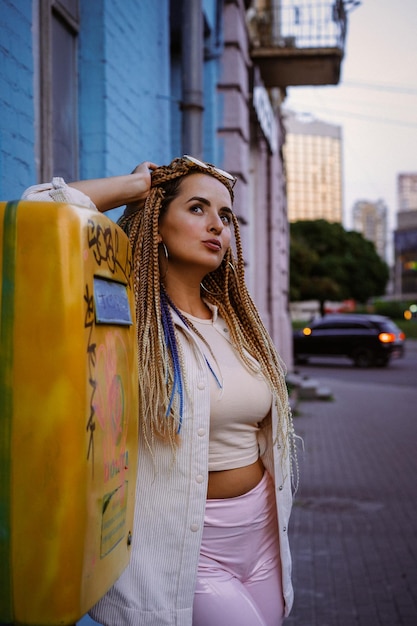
[398, 172, 417, 211]
[283, 112, 343, 223]
[352, 199, 388, 261]
[394, 173, 417, 297]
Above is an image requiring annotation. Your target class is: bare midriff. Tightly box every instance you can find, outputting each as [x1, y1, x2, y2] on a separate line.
[207, 457, 265, 499]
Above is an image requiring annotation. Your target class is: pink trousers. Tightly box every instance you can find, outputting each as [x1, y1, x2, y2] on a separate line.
[193, 471, 284, 626]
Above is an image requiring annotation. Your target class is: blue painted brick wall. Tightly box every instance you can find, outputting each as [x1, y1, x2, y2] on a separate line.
[0, 0, 173, 203]
[79, 0, 172, 182]
[0, 0, 35, 200]
[0, 0, 225, 204]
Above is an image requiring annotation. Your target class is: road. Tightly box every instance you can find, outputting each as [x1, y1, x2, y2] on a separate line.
[286, 340, 417, 626]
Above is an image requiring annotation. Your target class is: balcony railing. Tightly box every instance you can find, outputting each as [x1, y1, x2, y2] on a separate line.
[248, 1, 352, 87]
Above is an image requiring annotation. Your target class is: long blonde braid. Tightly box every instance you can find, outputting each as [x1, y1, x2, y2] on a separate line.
[202, 215, 296, 482]
[118, 157, 296, 482]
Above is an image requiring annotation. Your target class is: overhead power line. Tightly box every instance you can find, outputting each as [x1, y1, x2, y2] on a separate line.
[285, 104, 417, 129]
[342, 80, 417, 96]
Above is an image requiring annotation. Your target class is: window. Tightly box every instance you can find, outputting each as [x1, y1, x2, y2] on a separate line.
[39, 0, 80, 181]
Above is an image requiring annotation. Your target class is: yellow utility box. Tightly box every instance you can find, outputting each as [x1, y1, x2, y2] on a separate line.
[0, 201, 139, 625]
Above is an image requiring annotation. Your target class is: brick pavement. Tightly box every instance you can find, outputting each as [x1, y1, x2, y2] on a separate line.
[285, 370, 417, 626]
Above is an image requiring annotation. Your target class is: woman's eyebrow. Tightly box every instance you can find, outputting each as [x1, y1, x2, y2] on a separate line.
[187, 196, 233, 213]
[187, 195, 210, 205]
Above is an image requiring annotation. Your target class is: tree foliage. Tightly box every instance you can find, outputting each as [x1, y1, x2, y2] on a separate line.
[290, 220, 389, 311]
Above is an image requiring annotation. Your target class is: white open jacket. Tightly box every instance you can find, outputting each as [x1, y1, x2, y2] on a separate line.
[22, 181, 294, 626]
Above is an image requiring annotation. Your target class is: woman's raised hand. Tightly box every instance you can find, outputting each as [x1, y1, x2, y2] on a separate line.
[127, 161, 158, 211]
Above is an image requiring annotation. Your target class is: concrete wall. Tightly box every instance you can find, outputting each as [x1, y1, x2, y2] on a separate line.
[219, 0, 252, 289]
[221, 0, 293, 368]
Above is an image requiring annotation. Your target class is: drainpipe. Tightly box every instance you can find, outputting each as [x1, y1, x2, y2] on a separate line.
[271, 0, 282, 45]
[181, 0, 204, 158]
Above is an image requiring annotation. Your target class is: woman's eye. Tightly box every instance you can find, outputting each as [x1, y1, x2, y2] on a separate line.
[190, 205, 203, 214]
[220, 213, 232, 224]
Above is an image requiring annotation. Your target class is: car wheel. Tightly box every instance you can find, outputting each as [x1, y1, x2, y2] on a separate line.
[294, 356, 309, 365]
[352, 348, 373, 368]
[373, 355, 390, 367]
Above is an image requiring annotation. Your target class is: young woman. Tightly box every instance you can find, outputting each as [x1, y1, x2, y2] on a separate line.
[23, 156, 298, 626]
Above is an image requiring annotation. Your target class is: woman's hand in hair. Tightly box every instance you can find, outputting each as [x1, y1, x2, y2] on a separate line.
[126, 161, 158, 213]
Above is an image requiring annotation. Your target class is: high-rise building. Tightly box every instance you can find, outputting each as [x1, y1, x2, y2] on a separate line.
[352, 199, 388, 261]
[398, 173, 417, 211]
[283, 112, 343, 223]
[394, 173, 417, 297]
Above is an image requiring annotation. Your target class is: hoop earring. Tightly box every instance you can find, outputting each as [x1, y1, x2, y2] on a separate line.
[200, 282, 222, 297]
[159, 242, 169, 279]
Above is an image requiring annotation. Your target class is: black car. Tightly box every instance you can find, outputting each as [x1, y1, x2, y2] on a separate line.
[293, 314, 405, 367]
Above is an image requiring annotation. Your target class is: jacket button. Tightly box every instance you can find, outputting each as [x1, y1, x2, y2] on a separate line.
[197, 381, 205, 390]
[190, 523, 199, 532]
[197, 428, 206, 437]
[196, 474, 204, 483]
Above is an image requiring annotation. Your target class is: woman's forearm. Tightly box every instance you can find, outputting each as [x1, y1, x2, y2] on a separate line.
[68, 176, 139, 213]
[68, 162, 157, 213]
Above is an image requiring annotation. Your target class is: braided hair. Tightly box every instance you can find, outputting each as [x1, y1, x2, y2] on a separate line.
[118, 157, 296, 481]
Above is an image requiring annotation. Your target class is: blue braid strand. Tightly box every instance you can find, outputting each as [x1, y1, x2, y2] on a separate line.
[160, 290, 184, 432]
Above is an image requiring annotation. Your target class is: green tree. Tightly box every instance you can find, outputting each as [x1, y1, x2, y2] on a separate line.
[290, 220, 389, 315]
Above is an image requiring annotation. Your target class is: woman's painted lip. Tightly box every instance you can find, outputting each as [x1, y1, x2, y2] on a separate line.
[203, 239, 222, 251]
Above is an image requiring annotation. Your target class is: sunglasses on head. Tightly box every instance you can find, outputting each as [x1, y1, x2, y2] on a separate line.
[183, 155, 237, 188]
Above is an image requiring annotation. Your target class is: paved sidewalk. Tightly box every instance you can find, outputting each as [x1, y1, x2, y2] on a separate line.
[285, 374, 417, 626]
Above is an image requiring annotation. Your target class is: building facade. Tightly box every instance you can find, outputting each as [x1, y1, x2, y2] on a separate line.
[283, 112, 343, 223]
[398, 172, 417, 212]
[393, 172, 417, 298]
[0, 0, 352, 371]
[352, 199, 388, 262]
[0, 0, 296, 365]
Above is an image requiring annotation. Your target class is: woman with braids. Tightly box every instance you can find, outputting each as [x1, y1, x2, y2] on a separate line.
[22, 156, 298, 626]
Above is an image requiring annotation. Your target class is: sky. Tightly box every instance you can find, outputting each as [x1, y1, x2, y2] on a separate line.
[282, 0, 417, 260]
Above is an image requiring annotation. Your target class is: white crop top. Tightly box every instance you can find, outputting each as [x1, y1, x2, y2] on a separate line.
[182, 312, 272, 471]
